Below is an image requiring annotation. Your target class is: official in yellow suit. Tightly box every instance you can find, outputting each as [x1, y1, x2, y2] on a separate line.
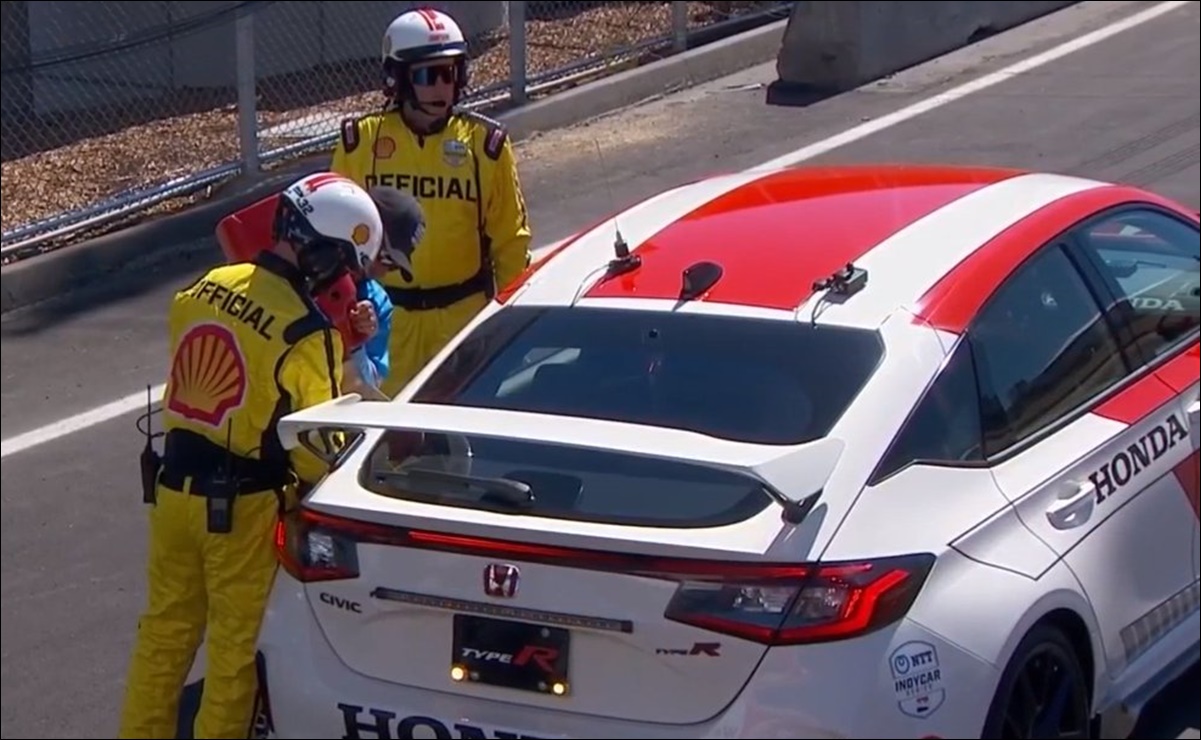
[330, 6, 533, 397]
[117, 172, 385, 739]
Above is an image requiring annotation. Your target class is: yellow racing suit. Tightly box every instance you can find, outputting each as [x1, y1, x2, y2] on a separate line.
[331, 108, 532, 396]
[118, 251, 343, 739]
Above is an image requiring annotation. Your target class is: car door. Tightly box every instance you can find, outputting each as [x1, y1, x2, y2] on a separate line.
[966, 234, 1196, 680]
[1071, 205, 1200, 582]
[1175, 370, 1201, 580]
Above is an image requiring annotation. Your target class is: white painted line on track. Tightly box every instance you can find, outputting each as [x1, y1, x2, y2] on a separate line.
[1, 0, 1189, 461]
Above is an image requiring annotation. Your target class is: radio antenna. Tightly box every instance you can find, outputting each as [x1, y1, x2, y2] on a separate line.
[137, 384, 162, 504]
[592, 138, 639, 274]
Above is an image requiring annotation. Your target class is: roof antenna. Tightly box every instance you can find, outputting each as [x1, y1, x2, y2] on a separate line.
[593, 138, 641, 276]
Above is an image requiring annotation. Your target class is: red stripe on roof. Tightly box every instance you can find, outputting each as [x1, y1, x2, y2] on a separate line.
[914, 185, 1194, 334]
[581, 165, 1020, 310]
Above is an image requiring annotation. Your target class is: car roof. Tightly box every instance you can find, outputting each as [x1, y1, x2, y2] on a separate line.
[502, 163, 1180, 332]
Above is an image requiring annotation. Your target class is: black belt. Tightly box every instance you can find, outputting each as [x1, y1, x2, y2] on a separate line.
[385, 270, 492, 311]
[158, 469, 288, 498]
[159, 429, 292, 498]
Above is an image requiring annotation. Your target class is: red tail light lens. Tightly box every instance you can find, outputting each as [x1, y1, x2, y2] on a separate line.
[275, 509, 362, 583]
[664, 554, 934, 645]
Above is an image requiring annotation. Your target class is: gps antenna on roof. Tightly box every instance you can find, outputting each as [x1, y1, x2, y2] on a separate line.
[593, 138, 641, 277]
[679, 261, 723, 302]
[812, 263, 868, 297]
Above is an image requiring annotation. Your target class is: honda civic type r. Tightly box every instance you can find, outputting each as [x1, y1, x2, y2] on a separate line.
[251, 164, 1199, 739]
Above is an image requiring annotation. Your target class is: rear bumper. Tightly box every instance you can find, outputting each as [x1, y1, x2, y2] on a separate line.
[256, 573, 1000, 739]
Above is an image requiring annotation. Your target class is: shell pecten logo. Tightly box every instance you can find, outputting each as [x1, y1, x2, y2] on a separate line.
[165, 323, 248, 428]
[351, 223, 372, 246]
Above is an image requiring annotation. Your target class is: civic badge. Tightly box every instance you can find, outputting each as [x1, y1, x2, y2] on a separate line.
[483, 563, 520, 598]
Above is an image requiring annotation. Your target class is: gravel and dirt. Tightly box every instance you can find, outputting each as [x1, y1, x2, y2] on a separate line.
[0, 2, 778, 253]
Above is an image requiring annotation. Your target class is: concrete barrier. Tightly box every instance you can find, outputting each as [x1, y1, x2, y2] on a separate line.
[775, 1, 1080, 93]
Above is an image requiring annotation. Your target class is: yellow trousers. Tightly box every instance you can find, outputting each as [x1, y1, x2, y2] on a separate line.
[118, 485, 280, 739]
[380, 292, 488, 398]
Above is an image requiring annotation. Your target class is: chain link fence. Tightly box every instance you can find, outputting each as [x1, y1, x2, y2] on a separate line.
[1, 0, 791, 261]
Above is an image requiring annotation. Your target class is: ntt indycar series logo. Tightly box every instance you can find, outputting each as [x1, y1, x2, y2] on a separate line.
[888, 641, 945, 719]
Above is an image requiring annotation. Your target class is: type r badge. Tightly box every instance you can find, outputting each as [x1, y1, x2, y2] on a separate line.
[483, 563, 520, 598]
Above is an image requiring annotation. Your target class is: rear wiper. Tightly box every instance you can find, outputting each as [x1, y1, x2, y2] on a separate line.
[370, 467, 535, 508]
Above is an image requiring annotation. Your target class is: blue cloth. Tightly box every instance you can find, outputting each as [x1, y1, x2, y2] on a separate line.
[356, 278, 393, 382]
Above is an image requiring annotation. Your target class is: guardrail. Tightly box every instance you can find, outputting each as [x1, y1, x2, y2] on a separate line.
[0, 0, 791, 262]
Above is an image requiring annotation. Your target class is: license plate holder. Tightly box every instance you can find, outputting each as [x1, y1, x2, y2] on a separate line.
[452, 614, 570, 694]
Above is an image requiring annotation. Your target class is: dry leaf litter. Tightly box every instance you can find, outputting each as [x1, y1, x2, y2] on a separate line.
[1, 2, 772, 257]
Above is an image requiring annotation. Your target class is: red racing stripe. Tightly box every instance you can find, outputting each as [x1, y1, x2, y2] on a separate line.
[1094, 372, 1177, 425]
[914, 185, 1193, 334]
[582, 165, 1019, 310]
[1156, 342, 1200, 393]
[1173, 451, 1200, 519]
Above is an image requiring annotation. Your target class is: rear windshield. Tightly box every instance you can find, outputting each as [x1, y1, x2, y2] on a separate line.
[410, 306, 884, 445]
[360, 430, 772, 528]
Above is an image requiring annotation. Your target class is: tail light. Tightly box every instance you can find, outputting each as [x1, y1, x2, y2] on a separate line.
[663, 554, 935, 645]
[277, 506, 934, 643]
[275, 508, 362, 583]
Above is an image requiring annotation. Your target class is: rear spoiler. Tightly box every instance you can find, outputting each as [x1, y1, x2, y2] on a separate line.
[277, 394, 845, 509]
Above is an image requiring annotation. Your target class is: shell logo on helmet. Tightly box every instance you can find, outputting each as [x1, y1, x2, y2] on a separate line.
[351, 223, 372, 247]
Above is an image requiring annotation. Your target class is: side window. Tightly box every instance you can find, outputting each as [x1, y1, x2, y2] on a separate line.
[1076, 208, 1200, 362]
[872, 340, 984, 483]
[968, 244, 1129, 458]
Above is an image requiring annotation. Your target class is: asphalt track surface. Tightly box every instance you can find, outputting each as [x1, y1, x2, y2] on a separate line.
[2, 2, 1199, 737]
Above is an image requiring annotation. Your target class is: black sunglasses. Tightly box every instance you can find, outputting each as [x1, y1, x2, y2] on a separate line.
[411, 65, 456, 86]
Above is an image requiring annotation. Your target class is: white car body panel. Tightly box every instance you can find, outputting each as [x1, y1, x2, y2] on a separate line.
[991, 400, 1197, 678]
[256, 568, 1004, 739]
[823, 463, 1012, 566]
[183, 164, 1200, 740]
[949, 504, 1062, 580]
[1167, 380, 1200, 582]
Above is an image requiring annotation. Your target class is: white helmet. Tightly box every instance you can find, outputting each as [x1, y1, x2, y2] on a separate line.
[380, 8, 469, 103]
[274, 172, 384, 282]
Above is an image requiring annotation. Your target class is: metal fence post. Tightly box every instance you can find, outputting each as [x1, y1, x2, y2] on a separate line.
[508, 1, 527, 106]
[672, 2, 688, 53]
[235, 7, 260, 174]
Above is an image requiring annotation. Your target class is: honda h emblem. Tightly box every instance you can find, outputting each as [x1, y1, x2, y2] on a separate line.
[483, 563, 520, 598]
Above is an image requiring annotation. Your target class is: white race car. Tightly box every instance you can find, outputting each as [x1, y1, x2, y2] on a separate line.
[249, 163, 1199, 739]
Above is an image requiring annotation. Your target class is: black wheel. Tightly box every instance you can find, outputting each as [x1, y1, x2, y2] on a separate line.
[981, 623, 1093, 739]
